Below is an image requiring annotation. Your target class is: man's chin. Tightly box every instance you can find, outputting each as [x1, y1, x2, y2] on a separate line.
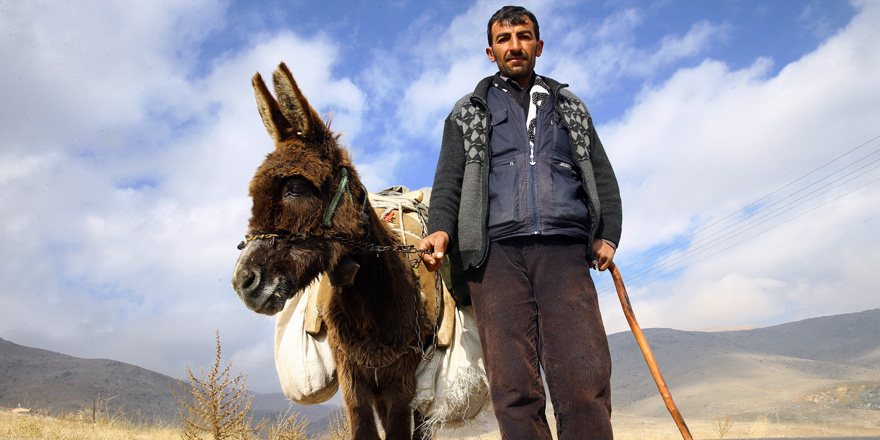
[500, 68, 533, 83]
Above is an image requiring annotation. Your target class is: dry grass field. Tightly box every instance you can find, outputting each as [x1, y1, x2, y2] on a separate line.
[0, 408, 349, 440]
[609, 412, 880, 440]
[4, 310, 879, 439]
[0, 409, 179, 440]
[4, 408, 879, 440]
[432, 410, 880, 440]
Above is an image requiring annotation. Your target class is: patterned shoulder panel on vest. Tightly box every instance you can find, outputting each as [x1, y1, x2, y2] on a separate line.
[556, 91, 592, 161]
[453, 99, 489, 163]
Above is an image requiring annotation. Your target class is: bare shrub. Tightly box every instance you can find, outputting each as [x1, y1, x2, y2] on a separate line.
[77, 393, 124, 427]
[172, 331, 260, 440]
[326, 407, 350, 440]
[263, 408, 310, 440]
[749, 415, 771, 438]
[712, 412, 734, 439]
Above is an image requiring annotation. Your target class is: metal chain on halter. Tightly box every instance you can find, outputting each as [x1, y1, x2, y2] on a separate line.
[406, 202, 440, 362]
[238, 230, 428, 256]
[327, 234, 428, 258]
[415, 271, 442, 361]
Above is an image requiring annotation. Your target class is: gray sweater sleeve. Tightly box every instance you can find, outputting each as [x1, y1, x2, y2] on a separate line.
[588, 121, 623, 246]
[426, 103, 468, 239]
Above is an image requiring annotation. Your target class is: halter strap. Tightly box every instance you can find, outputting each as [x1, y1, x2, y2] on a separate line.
[238, 168, 354, 250]
[322, 167, 350, 229]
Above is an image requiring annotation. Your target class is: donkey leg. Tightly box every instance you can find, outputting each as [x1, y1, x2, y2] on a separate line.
[380, 395, 414, 440]
[376, 385, 414, 440]
[374, 391, 391, 432]
[380, 363, 418, 440]
[338, 363, 381, 440]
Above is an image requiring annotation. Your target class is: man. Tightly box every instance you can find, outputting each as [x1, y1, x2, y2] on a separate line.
[418, 6, 622, 440]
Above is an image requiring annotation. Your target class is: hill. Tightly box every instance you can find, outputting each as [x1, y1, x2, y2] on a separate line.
[609, 308, 880, 426]
[2, 308, 879, 433]
[0, 338, 333, 432]
[0, 337, 183, 422]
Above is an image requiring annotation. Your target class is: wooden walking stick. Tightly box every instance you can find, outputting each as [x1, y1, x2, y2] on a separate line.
[608, 261, 693, 440]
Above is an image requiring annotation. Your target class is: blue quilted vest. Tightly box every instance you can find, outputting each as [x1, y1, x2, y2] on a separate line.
[485, 81, 591, 241]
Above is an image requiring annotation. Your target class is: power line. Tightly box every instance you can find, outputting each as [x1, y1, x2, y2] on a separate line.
[596, 134, 880, 301]
[598, 174, 880, 300]
[612, 145, 880, 286]
[605, 157, 880, 293]
[599, 172, 880, 298]
[612, 133, 880, 275]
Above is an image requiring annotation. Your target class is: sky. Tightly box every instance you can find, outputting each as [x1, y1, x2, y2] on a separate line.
[1, 0, 878, 394]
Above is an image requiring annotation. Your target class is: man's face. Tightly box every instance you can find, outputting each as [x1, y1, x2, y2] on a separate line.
[486, 18, 543, 86]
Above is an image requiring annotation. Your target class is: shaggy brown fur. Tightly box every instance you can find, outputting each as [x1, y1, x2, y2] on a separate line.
[232, 63, 422, 440]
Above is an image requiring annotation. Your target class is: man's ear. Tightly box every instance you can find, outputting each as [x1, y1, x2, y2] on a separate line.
[536, 40, 544, 57]
[486, 46, 497, 63]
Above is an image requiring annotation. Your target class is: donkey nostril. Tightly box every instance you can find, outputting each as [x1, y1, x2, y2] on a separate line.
[242, 272, 257, 291]
[233, 267, 260, 294]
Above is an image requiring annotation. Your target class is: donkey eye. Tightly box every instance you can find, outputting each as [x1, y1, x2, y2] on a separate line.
[283, 178, 312, 198]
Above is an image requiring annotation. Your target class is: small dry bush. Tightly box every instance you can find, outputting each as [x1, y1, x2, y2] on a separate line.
[326, 408, 350, 440]
[712, 412, 734, 439]
[263, 409, 309, 440]
[172, 331, 329, 440]
[748, 415, 772, 438]
[172, 331, 262, 440]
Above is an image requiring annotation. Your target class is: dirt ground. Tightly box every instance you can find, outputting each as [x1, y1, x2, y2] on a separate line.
[435, 410, 880, 439]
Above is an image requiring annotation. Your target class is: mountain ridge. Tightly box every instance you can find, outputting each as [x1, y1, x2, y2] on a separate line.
[2, 308, 879, 430]
[0, 337, 334, 433]
[608, 308, 880, 424]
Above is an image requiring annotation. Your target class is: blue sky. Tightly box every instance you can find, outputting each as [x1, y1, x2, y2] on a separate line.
[2, 0, 879, 395]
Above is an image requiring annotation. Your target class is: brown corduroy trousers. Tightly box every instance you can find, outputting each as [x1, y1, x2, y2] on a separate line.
[466, 235, 613, 440]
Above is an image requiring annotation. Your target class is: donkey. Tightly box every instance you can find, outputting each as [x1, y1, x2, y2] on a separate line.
[231, 62, 424, 440]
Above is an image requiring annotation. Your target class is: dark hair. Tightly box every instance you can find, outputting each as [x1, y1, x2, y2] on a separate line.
[487, 6, 540, 46]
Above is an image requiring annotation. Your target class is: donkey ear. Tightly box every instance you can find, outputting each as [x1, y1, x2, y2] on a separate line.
[272, 62, 327, 140]
[252, 72, 293, 142]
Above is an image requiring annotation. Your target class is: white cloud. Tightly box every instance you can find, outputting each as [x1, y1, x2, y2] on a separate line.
[396, 59, 490, 139]
[0, 0, 221, 153]
[597, 0, 880, 334]
[607, 0, 880, 253]
[370, 1, 502, 143]
[0, 0, 369, 391]
[646, 20, 729, 73]
[601, 185, 880, 336]
[543, 6, 727, 99]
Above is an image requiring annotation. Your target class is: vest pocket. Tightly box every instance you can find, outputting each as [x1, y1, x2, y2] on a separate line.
[551, 158, 589, 223]
[550, 112, 572, 155]
[489, 109, 518, 157]
[488, 153, 521, 231]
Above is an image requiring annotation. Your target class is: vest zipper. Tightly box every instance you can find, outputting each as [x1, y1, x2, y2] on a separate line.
[519, 106, 541, 235]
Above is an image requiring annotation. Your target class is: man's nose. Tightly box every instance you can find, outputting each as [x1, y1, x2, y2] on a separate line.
[510, 36, 523, 51]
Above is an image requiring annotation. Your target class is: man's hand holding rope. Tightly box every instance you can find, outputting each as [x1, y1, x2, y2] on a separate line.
[418, 231, 449, 272]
